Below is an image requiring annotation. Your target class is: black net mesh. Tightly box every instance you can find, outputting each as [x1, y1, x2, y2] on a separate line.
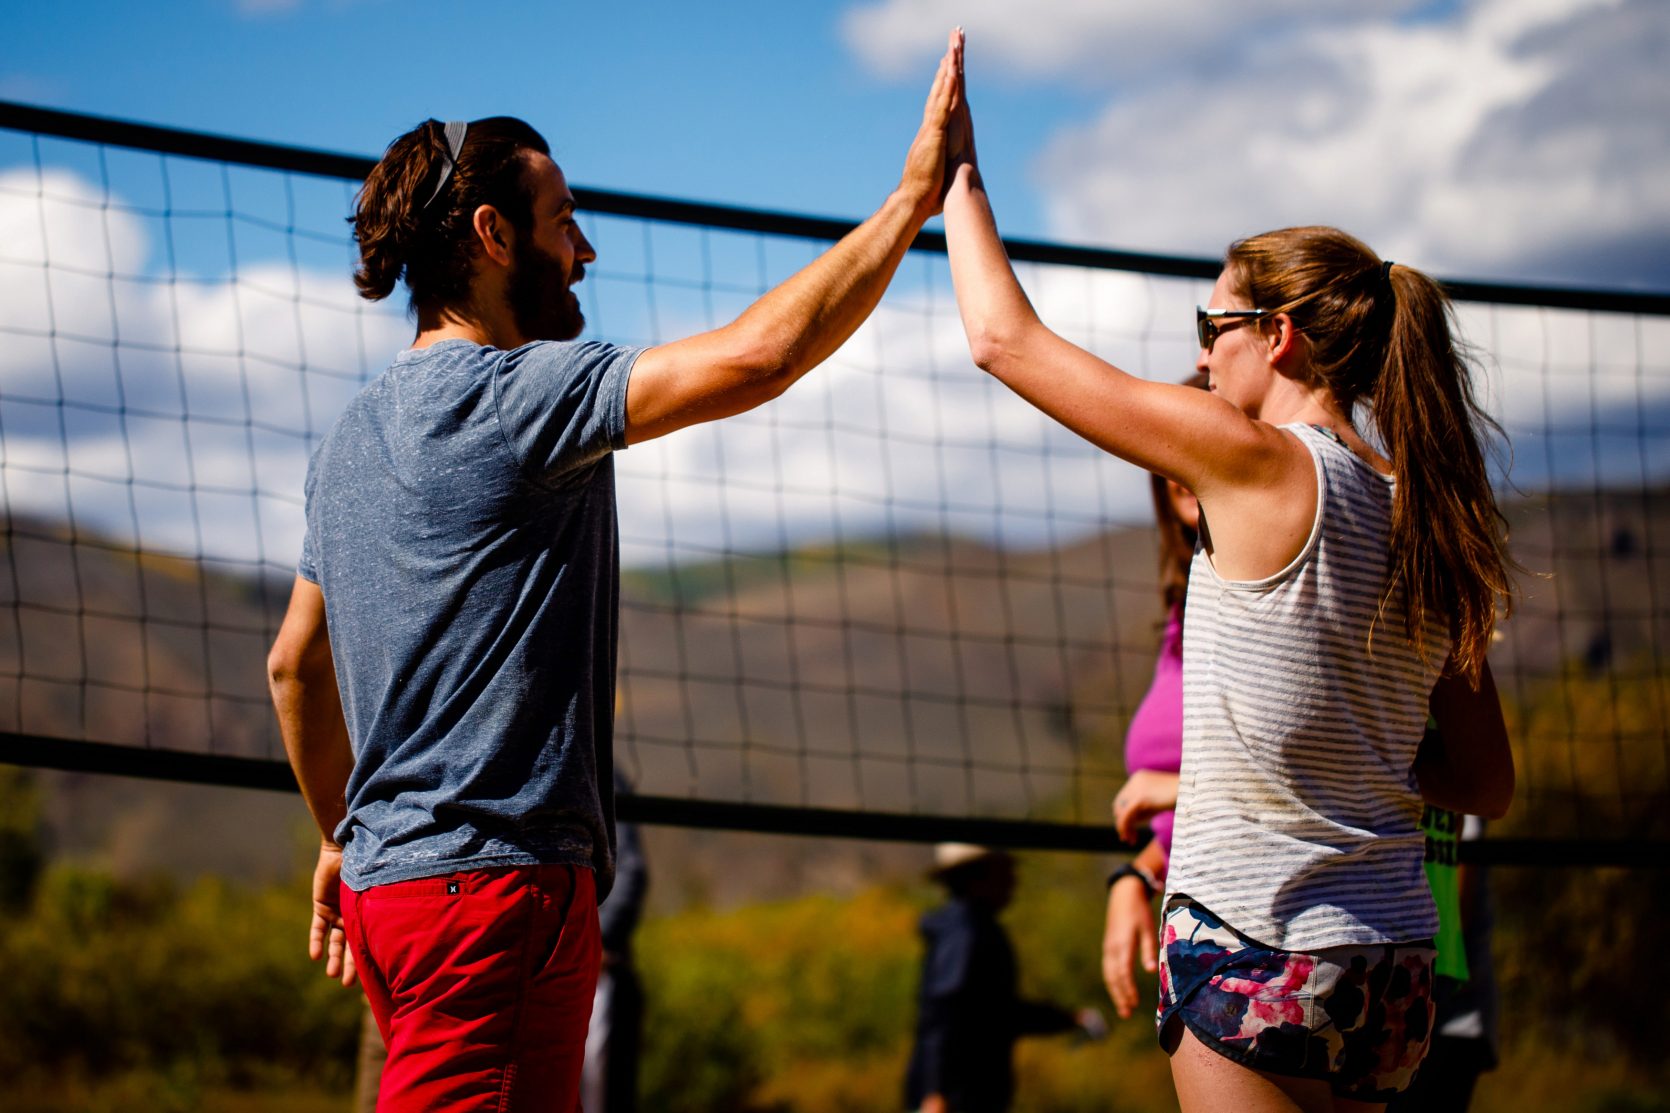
[2, 113, 1666, 846]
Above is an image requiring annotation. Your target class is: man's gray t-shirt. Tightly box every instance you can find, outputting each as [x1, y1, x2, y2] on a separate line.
[298, 337, 641, 896]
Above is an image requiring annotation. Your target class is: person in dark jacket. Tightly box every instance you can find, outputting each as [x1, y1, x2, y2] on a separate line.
[906, 844, 1100, 1113]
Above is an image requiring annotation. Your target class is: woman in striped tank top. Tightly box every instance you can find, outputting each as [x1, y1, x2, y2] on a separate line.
[939, 33, 1514, 1112]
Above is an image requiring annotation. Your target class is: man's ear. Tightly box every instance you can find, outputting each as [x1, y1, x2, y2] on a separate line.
[472, 204, 514, 268]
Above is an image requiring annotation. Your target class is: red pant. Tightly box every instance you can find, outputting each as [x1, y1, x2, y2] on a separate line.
[343, 864, 601, 1113]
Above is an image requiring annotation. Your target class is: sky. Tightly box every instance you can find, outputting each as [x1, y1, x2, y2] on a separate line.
[1, 0, 1667, 573]
[5, 0, 1668, 290]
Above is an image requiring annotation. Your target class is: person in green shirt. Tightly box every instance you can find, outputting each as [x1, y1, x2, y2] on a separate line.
[1391, 722, 1501, 1111]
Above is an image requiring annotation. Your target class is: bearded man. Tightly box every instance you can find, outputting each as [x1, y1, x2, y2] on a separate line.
[268, 37, 964, 1113]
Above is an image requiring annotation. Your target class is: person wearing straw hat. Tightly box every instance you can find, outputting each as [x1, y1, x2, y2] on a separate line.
[906, 844, 1104, 1113]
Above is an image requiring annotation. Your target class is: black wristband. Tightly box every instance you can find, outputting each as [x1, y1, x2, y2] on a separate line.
[1106, 863, 1156, 898]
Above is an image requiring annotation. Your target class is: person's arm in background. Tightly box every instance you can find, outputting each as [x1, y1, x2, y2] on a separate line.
[1012, 997, 1082, 1037]
[268, 575, 358, 987]
[623, 33, 964, 445]
[1419, 658, 1514, 819]
[1102, 837, 1168, 1019]
[1112, 770, 1179, 843]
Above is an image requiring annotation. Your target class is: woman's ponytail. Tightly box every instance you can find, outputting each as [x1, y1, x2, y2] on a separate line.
[1373, 264, 1513, 681]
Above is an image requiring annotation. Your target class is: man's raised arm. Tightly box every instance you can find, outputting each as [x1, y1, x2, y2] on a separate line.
[621, 32, 963, 445]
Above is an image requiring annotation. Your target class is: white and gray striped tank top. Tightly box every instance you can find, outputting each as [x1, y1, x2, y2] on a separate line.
[1165, 422, 1448, 951]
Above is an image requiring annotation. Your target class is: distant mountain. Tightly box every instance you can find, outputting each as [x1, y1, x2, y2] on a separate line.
[3, 484, 1666, 896]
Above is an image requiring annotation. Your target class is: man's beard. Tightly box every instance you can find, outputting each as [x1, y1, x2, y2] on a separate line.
[506, 236, 585, 342]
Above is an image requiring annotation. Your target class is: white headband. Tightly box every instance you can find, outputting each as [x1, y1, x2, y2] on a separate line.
[422, 120, 469, 210]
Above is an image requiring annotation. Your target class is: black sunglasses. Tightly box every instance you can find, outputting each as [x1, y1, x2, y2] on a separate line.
[1196, 307, 1272, 352]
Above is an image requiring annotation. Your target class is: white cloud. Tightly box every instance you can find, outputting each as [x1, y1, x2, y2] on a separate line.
[612, 263, 1178, 565]
[2, 167, 1663, 585]
[841, 0, 1422, 83]
[1037, 0, 1670, 281]
[844, 0, 1670, 289]
[518, 218, 1223, 560]
[0, 168, 1181, 574]
[0, 168, 409, 568]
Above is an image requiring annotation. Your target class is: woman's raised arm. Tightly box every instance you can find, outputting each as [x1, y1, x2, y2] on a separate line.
[938, 59, 1280, 499]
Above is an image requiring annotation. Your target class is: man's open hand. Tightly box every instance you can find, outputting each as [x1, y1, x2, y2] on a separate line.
[900, 29, 966, 220]
[309, 841, 358, 988]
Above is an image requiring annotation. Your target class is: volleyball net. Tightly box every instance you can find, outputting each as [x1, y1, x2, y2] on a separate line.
[1, 102, 1666, 861]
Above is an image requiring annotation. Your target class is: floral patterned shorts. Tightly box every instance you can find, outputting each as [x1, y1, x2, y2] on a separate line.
[1157, 896, 1436, 1100]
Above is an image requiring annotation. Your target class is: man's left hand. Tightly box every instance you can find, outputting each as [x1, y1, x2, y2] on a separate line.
[309, 841, 358, 987]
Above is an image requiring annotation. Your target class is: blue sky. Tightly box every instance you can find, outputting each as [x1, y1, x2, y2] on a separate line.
[6, 0, 1667, 289]
[1, 2, 1081, 247]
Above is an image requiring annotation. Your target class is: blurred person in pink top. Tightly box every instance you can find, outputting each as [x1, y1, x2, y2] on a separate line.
[1101, 375, 1204, 1020]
